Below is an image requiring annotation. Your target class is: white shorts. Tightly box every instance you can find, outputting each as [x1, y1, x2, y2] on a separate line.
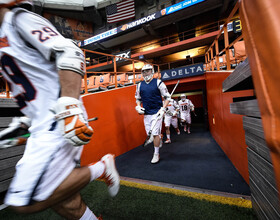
[4, 130, 82, 206]
[164, 115, 178, 128]
[144, 114, 163, 136]
[181, 113, 191, 124]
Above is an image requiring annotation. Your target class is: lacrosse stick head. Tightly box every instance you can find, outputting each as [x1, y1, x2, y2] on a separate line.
[143, 132, 154, 147]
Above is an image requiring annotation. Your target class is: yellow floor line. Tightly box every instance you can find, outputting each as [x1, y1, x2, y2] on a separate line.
[120, 180, 252, 208]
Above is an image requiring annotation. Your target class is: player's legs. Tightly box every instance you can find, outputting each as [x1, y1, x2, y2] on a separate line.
[164, 116, 171, 143]
[171, 117, 180, 135]
[10, 155, 119, 215]
[151, 115, 162, 163]
[9, 166, 91, 214]
[186, 115, 191, 133]
[7, 133, 119, 214]
[51, 192, 99, 220]
[181, 113, 187, 132]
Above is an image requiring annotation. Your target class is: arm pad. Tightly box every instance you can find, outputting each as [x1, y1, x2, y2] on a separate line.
[52, 39, 86, 76]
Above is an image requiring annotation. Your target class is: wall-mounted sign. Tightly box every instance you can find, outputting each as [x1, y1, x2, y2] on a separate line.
[112, 49, 131, 63]
[233, 20, 242, 33]
[161, 63, 204, 81]
[219, 20, 242, 33]
[82, 28, 117, 46]
[166, 0, 205, 15]
[117, 11, 162, 32]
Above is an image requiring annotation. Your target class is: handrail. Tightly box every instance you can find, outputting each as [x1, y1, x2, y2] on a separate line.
[205, 1, 245, 71]
[82, 48, 160, 94]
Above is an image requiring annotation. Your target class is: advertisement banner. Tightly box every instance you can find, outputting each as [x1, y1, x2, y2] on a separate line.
[112, 49, 131, 63]
[117, 11, 163, 32]
[161, 63, 204, 81]
[166, 0, 205, 15]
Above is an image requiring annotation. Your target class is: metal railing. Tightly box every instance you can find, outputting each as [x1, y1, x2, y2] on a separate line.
[204, 1, 244, 71]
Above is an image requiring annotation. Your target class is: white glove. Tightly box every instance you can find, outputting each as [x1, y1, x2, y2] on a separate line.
[172, 111, 177, 117]
[135, 106, 145, 114]
[156, 107, 166, 119]
[52, 97, 93, 146]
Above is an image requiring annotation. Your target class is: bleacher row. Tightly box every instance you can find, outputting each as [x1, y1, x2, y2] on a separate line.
[81, 72, 161, 93]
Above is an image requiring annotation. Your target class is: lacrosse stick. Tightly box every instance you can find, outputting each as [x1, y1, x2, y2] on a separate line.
[142, 80, 180, 147]
[88, 117, 98, 122]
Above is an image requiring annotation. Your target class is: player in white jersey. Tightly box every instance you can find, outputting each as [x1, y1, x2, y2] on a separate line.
[135, 64, 171, 163]
[0, 1, 119, 219]
[164, 99, 180, 143]
[178, 94, 195, 134]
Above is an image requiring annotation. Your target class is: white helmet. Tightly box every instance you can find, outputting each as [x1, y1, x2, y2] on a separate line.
[141, 64, 154, 83]
[180, 94, 186, 101]
[0, 0, 32, 8]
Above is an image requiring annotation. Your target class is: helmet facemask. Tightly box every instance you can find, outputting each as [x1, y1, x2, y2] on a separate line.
[141, 64, 154, 83]
[142, 69, 153, 83]
[181, 95, 186, 101]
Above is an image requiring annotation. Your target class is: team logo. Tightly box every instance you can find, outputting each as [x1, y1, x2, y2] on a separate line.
[161, 9, 166, 16]
[162, 73, 170, 79]
[121, 24, 128, 31]
[100, 76, 104, 82]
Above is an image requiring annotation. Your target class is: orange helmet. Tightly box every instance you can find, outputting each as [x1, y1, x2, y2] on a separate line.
[0, 0, 32, 8]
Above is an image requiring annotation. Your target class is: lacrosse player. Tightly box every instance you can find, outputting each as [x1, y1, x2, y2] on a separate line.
[178, 94, 195, 134]
[135, 64, 171, 163]
[0, 1, 119, 219]
[164, 99, 180, 143]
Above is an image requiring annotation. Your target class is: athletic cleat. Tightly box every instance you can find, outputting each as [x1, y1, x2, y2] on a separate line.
[151, 153, 160, 164]
[184, 127, 187, 132]
[100, 154, 120, 197]
[176, 129, 180, 135]
[164, 139, 171, 144]
[188, 130, 191, 134]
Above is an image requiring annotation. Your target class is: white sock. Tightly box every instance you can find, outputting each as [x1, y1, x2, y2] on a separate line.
[167, 134, 170, 139]
[88, 161, 105, 182]
[80, 207, 98, 220]
[154, 146, 159, 154]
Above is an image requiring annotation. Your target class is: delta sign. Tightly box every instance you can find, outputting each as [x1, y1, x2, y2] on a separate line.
[161, 63, 204, 81]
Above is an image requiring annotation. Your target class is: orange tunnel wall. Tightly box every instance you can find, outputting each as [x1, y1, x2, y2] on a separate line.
[81, 73, 253, 184]
[80, 85, 146, 165]
[206, 71, 254, 184]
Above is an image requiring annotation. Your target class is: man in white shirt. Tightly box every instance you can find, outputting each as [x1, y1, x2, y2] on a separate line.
[135, 64, 171, 163]
[0, 1, 119, 219]
[164, 99, 180, 143]
[178, 94, 195, 134]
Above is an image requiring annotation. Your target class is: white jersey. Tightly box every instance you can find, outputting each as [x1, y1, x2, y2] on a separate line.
[178, 99, 194, 116]
[0, 9, 69, 133]
[165, 99, 179, 117]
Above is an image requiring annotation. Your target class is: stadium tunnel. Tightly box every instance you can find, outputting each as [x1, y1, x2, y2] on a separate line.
[1, 1, 279, 219]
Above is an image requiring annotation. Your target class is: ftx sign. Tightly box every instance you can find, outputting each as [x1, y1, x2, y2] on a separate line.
[161, 63, 204, 81]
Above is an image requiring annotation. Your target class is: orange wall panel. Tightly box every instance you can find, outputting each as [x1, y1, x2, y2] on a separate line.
[188, 94, 203, 108]
[80, 85, 146, 165]
[206, 71, 254, 183]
